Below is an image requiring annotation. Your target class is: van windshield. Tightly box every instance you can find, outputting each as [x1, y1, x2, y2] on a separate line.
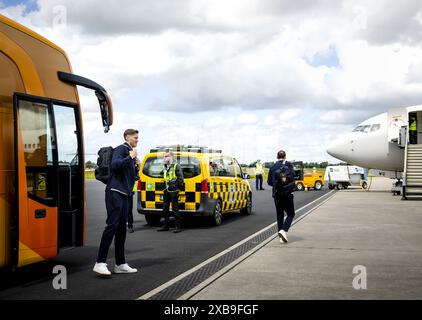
[142, 156, 201, 179]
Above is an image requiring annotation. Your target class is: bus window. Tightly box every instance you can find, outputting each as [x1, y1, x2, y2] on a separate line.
[19, 100, 56, 201]
[54, 104, 79, 165]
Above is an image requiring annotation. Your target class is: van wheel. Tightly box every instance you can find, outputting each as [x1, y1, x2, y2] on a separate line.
[145, 215, 161, 226]
[296, 182, 304, 191]
[210, 199, 223, 226]
[240, 193, 252, 215]
[314, 181, 323, 190]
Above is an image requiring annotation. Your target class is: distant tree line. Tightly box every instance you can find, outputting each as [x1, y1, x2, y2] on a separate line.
[86, 161, 96, 169]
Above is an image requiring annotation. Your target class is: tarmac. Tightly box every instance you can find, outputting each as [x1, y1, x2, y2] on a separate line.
[189, 178, 422, 300]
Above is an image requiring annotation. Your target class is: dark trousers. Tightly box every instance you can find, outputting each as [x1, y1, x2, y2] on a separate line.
[128, 194, 134, 226]
[162, 190, 181, 226]
[97, 191, 129, 265]
[274, 193, 295, 232]
[256, 174, 263, 190]
[410, 130, 417, 144]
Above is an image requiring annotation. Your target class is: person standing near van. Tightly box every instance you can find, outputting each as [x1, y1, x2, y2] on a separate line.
[267, 150, 296, 244]
[93, 129, 139, 276]
[157, 151, 184, 233]
[255, 159, 265, 190]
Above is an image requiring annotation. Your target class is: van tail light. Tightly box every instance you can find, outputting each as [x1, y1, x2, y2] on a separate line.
[137, 179, 142, 192]
[201, 179, 209, 194]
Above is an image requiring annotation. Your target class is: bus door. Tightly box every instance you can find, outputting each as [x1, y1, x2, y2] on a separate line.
[13, 94, 83, 267]
[53, 103, 83, 249]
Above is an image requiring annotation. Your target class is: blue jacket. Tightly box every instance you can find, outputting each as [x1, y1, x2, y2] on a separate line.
[106, 143, 138, 196]
[267, 160, 295, 197]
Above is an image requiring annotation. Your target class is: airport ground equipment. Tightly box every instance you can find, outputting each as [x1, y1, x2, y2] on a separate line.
[0, 15, 113, 269]
[137, 145, 252, 226]
[292, 161, 324, 191]
[324, 165, 365, 190]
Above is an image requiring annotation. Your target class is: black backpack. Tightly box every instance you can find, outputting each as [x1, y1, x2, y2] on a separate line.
[95, 146, 114, 184]
[274, 163, 296, 194]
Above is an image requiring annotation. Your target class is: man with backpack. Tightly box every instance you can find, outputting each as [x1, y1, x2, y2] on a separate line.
[267, 150, 296, 244]
[93, 129, 139, 277]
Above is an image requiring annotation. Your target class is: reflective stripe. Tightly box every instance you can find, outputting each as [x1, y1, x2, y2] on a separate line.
[110, 188, 128, 196]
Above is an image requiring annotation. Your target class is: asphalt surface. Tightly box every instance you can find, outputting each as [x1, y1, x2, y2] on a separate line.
[0, 180, 330, 300]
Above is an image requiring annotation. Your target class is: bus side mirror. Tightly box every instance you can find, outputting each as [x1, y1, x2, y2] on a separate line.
[95, 90, 113, 133]
[57, 71, 114, 133]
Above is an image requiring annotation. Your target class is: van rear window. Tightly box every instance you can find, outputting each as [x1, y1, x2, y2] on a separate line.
[142, 156, 201, 179]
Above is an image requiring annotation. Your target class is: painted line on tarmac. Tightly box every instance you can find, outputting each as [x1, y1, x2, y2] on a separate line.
[136, 190, 336, 300]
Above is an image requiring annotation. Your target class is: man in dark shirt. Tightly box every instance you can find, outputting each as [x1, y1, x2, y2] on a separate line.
[267, 150, 296, 244]
[93, 129, 139, 277]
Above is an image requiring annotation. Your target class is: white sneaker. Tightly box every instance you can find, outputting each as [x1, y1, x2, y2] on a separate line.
[278, 230, 288, 243]
[93, 262, 111, 277]
[114, 263, 138, 274]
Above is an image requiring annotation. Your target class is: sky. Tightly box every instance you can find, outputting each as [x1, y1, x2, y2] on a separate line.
[2, 0, 422, 164]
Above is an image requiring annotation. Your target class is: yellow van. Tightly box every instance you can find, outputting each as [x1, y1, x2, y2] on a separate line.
[137, 146, 252, 226]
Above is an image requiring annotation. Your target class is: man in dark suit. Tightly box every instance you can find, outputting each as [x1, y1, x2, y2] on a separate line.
[267, 150, 296, 244]
[93, 129, 139, 277]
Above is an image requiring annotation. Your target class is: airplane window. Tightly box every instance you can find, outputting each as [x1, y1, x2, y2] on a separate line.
[362, 125, 371, 133]
[370, 124, 381, 132]
[353, 126, 363, 132]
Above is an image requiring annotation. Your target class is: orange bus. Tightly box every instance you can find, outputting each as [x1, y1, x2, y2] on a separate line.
[0, 14, 113, 269]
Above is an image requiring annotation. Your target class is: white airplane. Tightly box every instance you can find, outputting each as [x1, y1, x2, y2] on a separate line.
[326, 106, 422, 197]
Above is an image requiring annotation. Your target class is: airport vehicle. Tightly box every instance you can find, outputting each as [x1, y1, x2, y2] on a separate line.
[292, 161, 324, 191]
[326, 106, 422, 198]
[0, 15, 113, 269]
[137, 145, 252, 226]
[324, 165, 366, 190]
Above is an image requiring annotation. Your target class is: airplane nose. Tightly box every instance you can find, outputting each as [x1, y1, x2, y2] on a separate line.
[326, 137, 349, 161]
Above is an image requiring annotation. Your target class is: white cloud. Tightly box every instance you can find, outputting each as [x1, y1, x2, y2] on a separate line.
[3, 0, 422, 163]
